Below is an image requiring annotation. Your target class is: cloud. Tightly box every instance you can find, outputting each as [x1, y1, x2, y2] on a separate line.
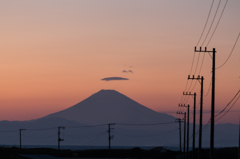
[128, 70, 133, 73]
[101, 77, 129, 81]
[122, 70, 134, 73]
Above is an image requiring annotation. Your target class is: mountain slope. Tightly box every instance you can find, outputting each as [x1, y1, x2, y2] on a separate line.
[44, 90, 175, 125]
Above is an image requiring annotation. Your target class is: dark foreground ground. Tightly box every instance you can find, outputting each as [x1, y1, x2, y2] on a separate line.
[0, 146, 238, 159]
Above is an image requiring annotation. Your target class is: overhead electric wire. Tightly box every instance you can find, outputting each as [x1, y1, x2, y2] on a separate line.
[115, 121, 176, 126]
[195, 118, 211, 136]
[179, 51, 197, 105]
[183, 95, 190, 105]
[195, 90, 240, 135]
[204, 81, 212, 97]
[196, 0, 215, 46]
[65, 131, 108, 139]
[22, 134, 56, 139]
[206, 0, 229, 46]
[0, 134, 19, 139]
[66, 124, 108, 129]
[26, 127, 57, 131]
[215, 92, 240, 122]
[83, 132, 107, 145]
[201, 0, 222, 46]
[216, 32, 240, 69]
[193, 52, 201, 76]
[185, 52, 201, 94]
[189, 53, 205, 93]
[215, 90, 240, 117]
[114, 128, 178, 138]
[0, 130, 19, 133]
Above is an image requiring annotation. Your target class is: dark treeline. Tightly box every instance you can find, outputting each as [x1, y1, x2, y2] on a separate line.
[0, 146, 238, 159]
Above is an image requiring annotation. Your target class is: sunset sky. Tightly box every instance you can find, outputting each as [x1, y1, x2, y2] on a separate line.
[0, 0, 239, 124]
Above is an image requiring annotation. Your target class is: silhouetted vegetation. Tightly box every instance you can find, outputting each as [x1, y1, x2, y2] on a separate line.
[0, 146, 238, 159]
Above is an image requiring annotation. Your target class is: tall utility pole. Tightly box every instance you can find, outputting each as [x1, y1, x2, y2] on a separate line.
[188, 75, 204, 159]
[238, 115, 240, 159]
[58, 127, 65, 152]
[195, 47, 216, 159]
[19, 129, 26, 150]
[183, 92, 197, 159]
[179, 104, 190, 159]
[176, 118, 182, 157]
[239, 114, 240, 159]
[108, 123, 115, 159]
[177, 112, 186, 159]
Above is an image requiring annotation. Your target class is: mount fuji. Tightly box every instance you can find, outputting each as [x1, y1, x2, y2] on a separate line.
[0, 90, 238, 147]
[43, 89, 176, 125]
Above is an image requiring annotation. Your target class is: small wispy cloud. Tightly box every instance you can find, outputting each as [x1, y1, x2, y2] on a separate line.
[128, 70, 133, 73]
[101, 77, 129, 81]
[122, 70, 134, 73]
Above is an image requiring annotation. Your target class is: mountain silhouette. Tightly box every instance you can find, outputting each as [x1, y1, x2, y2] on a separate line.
[44, 89, 176, 125]
[0, 90, 238, 147]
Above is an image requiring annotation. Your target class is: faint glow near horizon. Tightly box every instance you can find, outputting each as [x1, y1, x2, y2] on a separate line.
[0, 1, 239, 123]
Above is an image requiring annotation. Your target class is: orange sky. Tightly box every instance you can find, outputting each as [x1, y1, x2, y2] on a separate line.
[0, 1, 239, 124]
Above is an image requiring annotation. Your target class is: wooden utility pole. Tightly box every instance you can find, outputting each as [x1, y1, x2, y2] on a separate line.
[177, 112, 186, 159]
[188, 75, 204, 159]
[108, 123, 115, 159]
[58, 126, 65, 155]
[176, 118, 182, 157]
[195, 47, 216, 159]
[179, 104, 190, 159]
[19, 129, 26, 150]
[238, 114, 240, 159]
[183, 92, 197, 159]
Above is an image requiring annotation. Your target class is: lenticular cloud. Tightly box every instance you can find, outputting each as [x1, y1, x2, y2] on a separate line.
[101, 77, 129, 81]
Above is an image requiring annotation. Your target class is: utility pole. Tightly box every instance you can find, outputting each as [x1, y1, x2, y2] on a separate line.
[108, 123, 115, 159]
[188, 75, 204, 159]
[19, 129, 26, 150]
[179, 104, 190, 159]
[238, 114, 240, 159]
[183, 92, 197, 159]
[176, 118, 182, 158]
[177, 112, 186, 159]
[58, 126, 65, 155]
[195, 47, 216, 159]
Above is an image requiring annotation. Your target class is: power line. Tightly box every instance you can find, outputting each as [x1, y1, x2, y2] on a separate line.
[65, 131, 108, 139]
[204, 80, 212, 97]
[206, 0, 229, 46]
[22, 134, 56, 139]
[216, 32, 240, 69]
[0, 134, 19, 139]
[0, 130, 19, 133]
[66, 124, 108, 129]
[195, 90, 240, 136]
[115, 122, 176, 126]
[196, 0, 215, 46]
[114, 128, 178, 138]
[215, 90, 240, 117]
[215, 93, 240, 122]
[179, 52, 196, 105]
[82, 132, 107, 146]
[201, 0, 222, 46]
[189, 53, 205, 93]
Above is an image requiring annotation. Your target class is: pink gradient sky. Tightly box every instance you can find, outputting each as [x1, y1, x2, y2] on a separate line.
[0, 1, 239, 124]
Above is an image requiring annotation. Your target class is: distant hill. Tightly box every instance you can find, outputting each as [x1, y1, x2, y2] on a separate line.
[43, 89, 176, 125]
